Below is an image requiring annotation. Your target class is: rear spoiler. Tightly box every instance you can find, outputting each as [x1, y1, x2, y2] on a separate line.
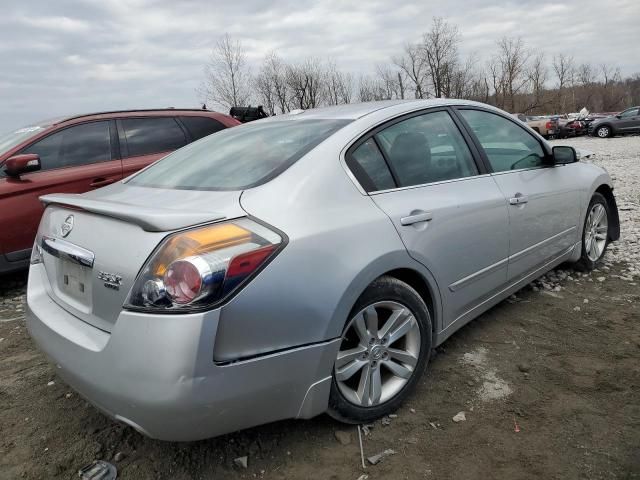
[40, 194, 225, 232]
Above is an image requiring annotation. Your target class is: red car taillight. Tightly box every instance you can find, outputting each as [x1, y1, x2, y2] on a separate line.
[546, 121, 553, 129]
[125, 219, 284, 312]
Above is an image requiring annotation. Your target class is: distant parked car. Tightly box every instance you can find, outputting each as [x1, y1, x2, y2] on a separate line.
[0, 109, 240, 273]
[525, 116, 558, 138]
[229, 106, 270, 123]
[588, 106, 640, 138]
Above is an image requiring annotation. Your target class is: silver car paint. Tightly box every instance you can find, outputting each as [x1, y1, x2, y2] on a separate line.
[27, 99, 617, 441]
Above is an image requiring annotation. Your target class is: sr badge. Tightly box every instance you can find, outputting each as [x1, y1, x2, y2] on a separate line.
[98, 271, 123, 291]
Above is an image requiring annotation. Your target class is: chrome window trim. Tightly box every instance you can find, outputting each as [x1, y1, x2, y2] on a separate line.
[338, 102, 483, 196]
[369, 173, 492, 195]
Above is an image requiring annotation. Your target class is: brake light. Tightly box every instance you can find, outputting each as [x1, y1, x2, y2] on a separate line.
[546, 121, 553, 129]
[125, 219, 283, 312]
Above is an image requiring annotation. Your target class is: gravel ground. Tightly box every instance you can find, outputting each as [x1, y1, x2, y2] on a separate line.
[1, 135, 639, 480]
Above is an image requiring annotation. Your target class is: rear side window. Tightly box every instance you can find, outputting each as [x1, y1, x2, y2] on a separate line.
[347, 139, 395, 192]
[127, 119, 349, 191]
[120, 117, 187, 157]
[375, 110, 478, 187]
[180, 116, 226, 140]
[21, 121, 111, 171]
[459, 109, 545, 172]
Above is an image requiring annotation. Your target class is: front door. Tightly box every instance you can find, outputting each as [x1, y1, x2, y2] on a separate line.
[616, 107, 640, 133]
[456, 108, 580, 282]
[0, 120, 122, 257]
[347, 109, 510, 327]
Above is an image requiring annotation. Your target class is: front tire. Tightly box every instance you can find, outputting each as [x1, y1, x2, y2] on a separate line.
[596, 125, 611, 138]
[327, 276, 432, 424]
[576, 193, 610, 271]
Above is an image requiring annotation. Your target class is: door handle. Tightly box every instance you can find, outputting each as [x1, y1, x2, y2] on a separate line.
[401, 211, 433, 226]
[509, 194, 529, 205]
[90, 177, 116, 187]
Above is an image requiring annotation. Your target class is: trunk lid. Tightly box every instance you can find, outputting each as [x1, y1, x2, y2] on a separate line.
[37, 184, 245, 332]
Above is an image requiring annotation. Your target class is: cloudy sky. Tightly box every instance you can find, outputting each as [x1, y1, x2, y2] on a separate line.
[1, 0, 638, 133]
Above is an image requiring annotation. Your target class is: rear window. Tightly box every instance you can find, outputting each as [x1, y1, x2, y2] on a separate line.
[127, 119, 349, 191]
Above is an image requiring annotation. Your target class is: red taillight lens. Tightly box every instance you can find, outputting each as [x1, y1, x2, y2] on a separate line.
[227, 245, 276, 277]
[164, 258, 204, 304]
[125, 219, 283, 312]
[546, 121, 552, 129]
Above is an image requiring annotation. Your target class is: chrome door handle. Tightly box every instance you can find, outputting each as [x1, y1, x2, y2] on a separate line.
[509, 194, 529, 205]
[401, 211, 433, 226]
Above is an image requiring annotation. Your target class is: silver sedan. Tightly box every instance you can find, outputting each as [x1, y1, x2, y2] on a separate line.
[26, 99, 619, 441]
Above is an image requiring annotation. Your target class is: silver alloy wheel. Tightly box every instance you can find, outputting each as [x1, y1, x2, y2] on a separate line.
[334, 301, 421, 407]
[597, 126, 610, 138]
[585, 203, 608, 262]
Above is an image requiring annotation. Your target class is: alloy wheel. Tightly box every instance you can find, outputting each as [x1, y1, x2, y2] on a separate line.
[597, 126, 609, 138]
[584, 203, 608, 262]
[334, 301, 421, 407]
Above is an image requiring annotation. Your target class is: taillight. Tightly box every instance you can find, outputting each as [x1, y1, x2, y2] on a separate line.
[125, 218, 284, 312]
[546, 121, 553, 129]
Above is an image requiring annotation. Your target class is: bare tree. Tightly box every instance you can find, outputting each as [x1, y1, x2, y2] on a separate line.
[286, 58, 326, 109]
[375, 65, 406, 99]
[492, 36, 530, 112]
[522, 53, 548, 113]
[326, 60, 353, 105]
[421, 17, 460, 98]
[393, 42, 428, 98]
[552, 53, 574, 112]
[201, 34, 252, 110]
[254, 52, 291, 114]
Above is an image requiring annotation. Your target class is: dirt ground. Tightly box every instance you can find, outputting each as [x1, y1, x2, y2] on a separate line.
[1, 137, 639, 480]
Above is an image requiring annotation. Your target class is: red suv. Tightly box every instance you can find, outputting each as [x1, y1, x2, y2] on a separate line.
[0, 109, 240, 274]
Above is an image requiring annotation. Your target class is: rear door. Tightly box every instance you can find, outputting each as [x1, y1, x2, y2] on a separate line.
[346, 108, 510, 328]
[455, 108, 580, 282]
[0, 120, 121, 256]
[118, 116, 188, 177]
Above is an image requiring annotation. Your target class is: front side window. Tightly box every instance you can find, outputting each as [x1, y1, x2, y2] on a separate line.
[375, 110, 478, 187]
[618, 108, 639, 118]
[127, 119, 349, 191]
[121, 117, 187, 157]
[21, 121, 111, 171]
[459, 109, 546, 173]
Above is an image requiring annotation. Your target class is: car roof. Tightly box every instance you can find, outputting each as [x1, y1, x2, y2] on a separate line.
[46, 109, 229, 126]
[264, 98, 497, 121]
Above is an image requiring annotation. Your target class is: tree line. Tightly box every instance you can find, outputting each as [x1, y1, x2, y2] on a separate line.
[200, 18, 640, 116]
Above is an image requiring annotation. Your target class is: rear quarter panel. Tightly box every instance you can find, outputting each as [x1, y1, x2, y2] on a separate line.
[215, 121, 443, 361]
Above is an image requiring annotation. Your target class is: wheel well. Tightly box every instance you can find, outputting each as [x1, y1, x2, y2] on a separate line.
[595, 184, 620, 241]
[382, 268, 436, 332]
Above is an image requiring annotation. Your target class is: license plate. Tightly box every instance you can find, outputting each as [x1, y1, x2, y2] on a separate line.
[548, 129, 555, 134]
[60, 260, 90, 303]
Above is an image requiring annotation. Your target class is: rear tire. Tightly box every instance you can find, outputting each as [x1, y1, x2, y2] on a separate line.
[327, 276, 432, 424]
[576, 193, 610, 271]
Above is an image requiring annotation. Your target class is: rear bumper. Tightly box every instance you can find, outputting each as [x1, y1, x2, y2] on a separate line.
[26, 264, 339, 441]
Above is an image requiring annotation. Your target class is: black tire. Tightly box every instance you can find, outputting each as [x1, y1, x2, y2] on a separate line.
[595, 125, 612, 138]
[327, 276, 432, 424]
[576, 192, 610, 271]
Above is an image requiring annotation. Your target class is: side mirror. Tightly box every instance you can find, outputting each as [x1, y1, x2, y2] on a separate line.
[3, 154, 41, 177]
[552, 146, 577, 165]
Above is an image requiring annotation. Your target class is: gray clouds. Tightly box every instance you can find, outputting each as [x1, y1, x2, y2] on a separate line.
[0, 0, 638, 132]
